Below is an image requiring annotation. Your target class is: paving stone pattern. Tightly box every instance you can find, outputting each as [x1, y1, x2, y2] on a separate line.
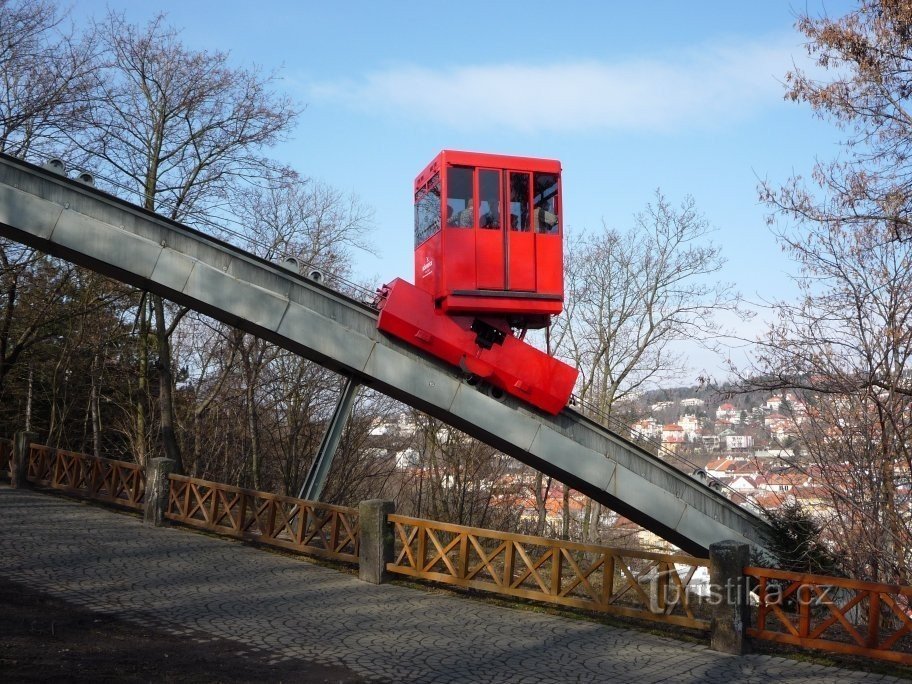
[0, 486, 904, 683]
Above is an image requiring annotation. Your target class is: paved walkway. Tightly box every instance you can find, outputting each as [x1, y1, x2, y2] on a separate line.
[0, 486, 905, 683]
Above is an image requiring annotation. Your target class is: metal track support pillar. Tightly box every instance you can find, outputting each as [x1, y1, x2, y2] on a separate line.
[298, 377, 361, 502]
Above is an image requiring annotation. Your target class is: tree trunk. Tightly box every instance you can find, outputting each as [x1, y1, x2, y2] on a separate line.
[582, 498, 593, 542]
[134, 297, 149, 467]
[25, 364, 32, 431]
[153, 294, 183, 472]
[245, 373, 260, 490]
[534, 473, 551, 536]
[90, 353, 101, 459]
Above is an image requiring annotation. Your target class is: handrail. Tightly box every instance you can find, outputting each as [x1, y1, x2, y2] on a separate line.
[745, 565, 912, 665]
[165, 473, 360, 563]
[387, 513, 710, 630]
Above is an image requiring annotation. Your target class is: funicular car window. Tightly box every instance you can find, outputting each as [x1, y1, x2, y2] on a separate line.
[447, 166, 474, 227]
[479, 169, 500, 229]
[533, 173, 560, 234]
[510, 172, 531, 232]
[414, 173, 441, 246]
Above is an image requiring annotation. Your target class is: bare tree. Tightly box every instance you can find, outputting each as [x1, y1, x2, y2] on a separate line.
[769, 0, 912, 242]
[555, 191, 743, 415]
[0, 0, 97, 158]
[233, 178, 374, 283]
[552, 191, 745, 543]
[76, 12, 299, 471]
[397, 412, 523, 530]
[752, 0, 912, 583]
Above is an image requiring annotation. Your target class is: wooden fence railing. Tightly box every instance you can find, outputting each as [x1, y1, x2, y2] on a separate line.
[744, 566, 912, 665]
[25, 443, 145, 510]
[166, 474, 360, 563]
[0, 437, 11, 478]
[11, 436, 912, 666]
[387, 514, 710, 629]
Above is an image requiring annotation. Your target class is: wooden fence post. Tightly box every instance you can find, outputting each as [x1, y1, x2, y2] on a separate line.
[709, 540, 751, 655]
[10, 431, 38, 489]
[359, 499, 395, 584]
[143, 458, 176, 527]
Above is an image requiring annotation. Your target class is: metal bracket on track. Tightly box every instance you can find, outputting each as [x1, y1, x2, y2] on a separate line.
[298, 376, 361, 502]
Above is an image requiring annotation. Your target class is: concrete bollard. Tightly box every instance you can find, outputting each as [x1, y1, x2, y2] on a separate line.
[143, 457, 176, 527]
[709, 539, 751, 655]
[358, 499, 395, 584]
[10, 431, 38, 489]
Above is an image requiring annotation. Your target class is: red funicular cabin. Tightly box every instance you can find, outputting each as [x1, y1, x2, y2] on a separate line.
[377, 150, 578, 414]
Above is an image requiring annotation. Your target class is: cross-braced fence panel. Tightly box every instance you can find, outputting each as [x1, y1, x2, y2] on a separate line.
[166, 474, 359, 563]
[387, 514, 709, 629]
[745, 567, 912, 665]
[25, 444, 144, 509]
[0, 438, 11, 479]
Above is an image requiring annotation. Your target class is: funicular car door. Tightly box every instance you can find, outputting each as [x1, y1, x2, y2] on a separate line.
[474, 167, 505, 290]
[532, 171, 562, 296]
[507, 170, 536, 292]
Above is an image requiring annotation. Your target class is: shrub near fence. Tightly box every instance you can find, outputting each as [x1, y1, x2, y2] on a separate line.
[387, 514, 710, 629]
[166, 474, 360, 563]
[25, 443, 145, 510]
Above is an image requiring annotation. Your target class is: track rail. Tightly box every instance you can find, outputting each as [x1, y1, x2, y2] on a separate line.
[0, 152, 770, 555]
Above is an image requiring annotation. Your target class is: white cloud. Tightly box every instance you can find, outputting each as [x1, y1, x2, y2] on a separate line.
[309, 37, 805, 134]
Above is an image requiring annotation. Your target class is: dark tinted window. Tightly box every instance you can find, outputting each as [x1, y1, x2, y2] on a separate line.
[533, 173, 560, 234]
[479, 169, 500, 230]
[510, 172, 530, 232]
[447, 166, 474, 227]
[414, 173, 441, 246]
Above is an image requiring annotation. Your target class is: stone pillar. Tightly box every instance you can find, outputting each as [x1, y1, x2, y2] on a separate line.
[709, 540, 751, 655]
[358, 499, 395, 584]
[10, 431, 38, 489]
[143, 458, 176, 527]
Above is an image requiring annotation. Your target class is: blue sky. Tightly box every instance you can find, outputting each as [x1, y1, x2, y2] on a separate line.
[69, 0, 854, 379]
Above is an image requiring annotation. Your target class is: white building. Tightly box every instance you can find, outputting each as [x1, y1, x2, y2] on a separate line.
[716, 403, 740, 424]
[678, 414, 701, 441]
[725, 435, 754, 451]
[631, 417, 661, 440]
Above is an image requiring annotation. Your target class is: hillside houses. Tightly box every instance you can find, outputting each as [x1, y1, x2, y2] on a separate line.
[615, 389, 853, 521]
[366, 388, 854, 546]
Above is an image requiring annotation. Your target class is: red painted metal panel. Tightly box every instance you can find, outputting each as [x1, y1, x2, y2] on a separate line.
[415, 231, 442, 297]
[443, 227, 475, 295]
[438, 293, 562, 318]
[475, 226, 504, 290]
[508, 230, 536, 292]
[377, 279, 577, 414]
[416, 151, 561, 192]
[535, 233, 562, 295]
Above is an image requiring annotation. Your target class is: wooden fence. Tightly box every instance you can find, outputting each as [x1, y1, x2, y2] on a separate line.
[25, 443, 145, 510]
[0, 437, 11, 478]
[387, 514, 710, 629]
[166, 474, 360, 563]
[745, 566, 912, 665]
[8, 436, 912, 666]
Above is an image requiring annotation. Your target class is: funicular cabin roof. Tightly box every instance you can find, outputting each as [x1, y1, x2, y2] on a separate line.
[415, 150, 561, 190]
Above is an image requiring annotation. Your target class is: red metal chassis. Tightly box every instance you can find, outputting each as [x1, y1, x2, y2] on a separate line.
[376, 278, 578, 415]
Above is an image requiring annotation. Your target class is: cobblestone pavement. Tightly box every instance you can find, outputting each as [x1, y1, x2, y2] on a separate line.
[0, 486, 906, 683]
